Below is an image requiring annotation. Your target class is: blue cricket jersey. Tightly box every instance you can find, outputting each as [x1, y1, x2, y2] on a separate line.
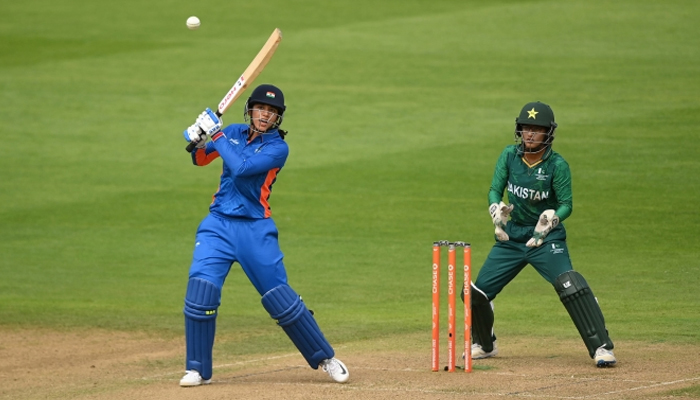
[191, 124, 288, 219]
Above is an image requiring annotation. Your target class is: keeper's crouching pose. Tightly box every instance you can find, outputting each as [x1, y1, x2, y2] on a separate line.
[464, 101, 616, 368]
[179, 84, 349, 387]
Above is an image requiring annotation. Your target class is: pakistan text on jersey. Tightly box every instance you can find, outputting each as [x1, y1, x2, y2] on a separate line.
[508, 182, 550, 201]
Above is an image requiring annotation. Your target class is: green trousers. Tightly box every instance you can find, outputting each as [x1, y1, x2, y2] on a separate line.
[474, 239, 573, 300]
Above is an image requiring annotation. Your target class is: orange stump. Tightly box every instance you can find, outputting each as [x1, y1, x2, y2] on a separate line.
[432, 241, 472, 373]
[431, 243, 441, 372]
[463, 244, 472, 372]
[447, 244, 457, 372]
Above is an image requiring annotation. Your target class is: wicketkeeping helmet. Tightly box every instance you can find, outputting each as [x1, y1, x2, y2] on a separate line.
[244, 84, 286, 128]
[514, 101, 557, 153]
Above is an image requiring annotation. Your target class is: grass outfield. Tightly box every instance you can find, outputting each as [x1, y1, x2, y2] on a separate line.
[1, 0, 698, 364]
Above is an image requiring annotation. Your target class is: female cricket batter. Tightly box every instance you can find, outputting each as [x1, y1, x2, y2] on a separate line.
[466, 101, 617, 367]
[179, 84, 349, 386]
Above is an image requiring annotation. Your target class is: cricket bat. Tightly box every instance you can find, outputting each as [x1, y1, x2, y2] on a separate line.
[186, 28, 283, 152]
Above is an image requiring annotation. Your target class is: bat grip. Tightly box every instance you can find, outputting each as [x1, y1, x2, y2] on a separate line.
[184, 110, 223, 152]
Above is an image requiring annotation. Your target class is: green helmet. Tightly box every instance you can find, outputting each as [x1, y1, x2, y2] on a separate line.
[514, 101, 558, 154]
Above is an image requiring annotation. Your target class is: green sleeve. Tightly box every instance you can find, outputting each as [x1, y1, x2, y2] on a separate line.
[553, 159, 573, 222]
[487, 147, 512, 205]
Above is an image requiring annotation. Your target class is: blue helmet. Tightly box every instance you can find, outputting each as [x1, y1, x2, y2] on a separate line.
[244, 84, 286, 127]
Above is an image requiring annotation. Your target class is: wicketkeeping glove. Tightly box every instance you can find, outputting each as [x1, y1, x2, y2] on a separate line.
[526, 209, 560, 247]
[196, 108, 223, 136]
[489, 201, 514, 241]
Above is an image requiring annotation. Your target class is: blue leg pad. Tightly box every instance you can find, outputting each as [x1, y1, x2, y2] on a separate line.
[261, 285, 334, 369]
[184, 278, 220, 380]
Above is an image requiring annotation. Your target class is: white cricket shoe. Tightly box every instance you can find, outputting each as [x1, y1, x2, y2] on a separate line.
[471, 341, 498, 359]
[320, 358, 349, 383]
[594, 346, 617, 367]
[179, 370, 211, 387]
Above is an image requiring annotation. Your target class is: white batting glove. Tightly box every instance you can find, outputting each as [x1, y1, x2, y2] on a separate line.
[526, 209, 560, 247]
[196, 108, 223, 136]
[183, 123, 207, 148]
[183, 123, 203, 141]
[489, 202, 514, 241]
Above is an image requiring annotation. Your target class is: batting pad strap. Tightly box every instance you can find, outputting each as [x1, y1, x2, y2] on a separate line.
[184, 278, 221, 321]
[554, 271, 614, 358]
[262, 285, 335, 369]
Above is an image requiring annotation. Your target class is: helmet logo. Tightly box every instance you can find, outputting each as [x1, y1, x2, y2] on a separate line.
[527, 108, 539, 119]
[265, 91, 276, 98]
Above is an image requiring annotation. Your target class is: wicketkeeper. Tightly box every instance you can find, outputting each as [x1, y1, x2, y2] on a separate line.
[179, 84, 349, 386]
[464, 101, 617, 367]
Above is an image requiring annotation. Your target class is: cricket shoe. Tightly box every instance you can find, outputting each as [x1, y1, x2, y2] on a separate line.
[471, 341, 498, 359]
[594, 346, 617, 367]
[179, 370, 211, 387]
[320, 358, 349, 383]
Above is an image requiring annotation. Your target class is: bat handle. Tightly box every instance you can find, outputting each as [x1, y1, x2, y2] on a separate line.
[184, 110, 223, 152]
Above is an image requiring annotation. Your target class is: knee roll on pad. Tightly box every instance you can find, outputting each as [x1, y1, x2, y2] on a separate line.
[470, 284, 495, 352]
[262, 285, 334, 369]
[554, 271, 614, 358]
[183, 278, 220, 380]
[184, 277, 221, 320]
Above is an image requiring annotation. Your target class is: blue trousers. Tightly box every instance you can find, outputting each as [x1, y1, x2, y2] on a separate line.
[184, 213, 337, 377]
[188, 213, 289, 296]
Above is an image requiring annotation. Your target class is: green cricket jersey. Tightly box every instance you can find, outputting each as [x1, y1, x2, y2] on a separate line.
[488, 145, 573, 240]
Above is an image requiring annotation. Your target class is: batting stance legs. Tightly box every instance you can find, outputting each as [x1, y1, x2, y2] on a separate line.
[466, 240, 615, 366]
[183, 280, 338, 382]
[181, 215, 349, 386]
